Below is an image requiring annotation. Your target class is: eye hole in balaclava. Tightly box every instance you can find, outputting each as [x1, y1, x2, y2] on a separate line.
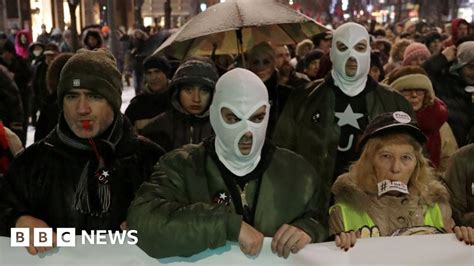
[220, 105, 267, 156]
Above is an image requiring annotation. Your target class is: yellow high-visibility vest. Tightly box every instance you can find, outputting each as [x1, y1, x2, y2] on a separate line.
[330, 202, 444, 232]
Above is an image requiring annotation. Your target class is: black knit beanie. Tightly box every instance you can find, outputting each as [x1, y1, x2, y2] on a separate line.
[303, 49, 324, 69]
[143, 56, 171, 78]
[57, 48, 122, 113]
[170, 57, 219, 91]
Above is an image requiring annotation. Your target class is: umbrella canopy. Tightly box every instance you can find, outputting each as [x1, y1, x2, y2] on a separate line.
[153, 0, 329, 60]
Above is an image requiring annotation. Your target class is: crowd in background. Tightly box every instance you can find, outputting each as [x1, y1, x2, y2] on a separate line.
[0, 11, 474, 258]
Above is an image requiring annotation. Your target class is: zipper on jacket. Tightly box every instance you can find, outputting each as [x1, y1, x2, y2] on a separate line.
[238, 183, 249, 208]
[189, 125, 194, 143]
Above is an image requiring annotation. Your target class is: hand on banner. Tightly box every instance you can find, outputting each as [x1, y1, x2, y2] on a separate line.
[15, 215, 57, 255]
[335, 230, 359, 251]
[453, 226, 474, 245]
[238, 221, 264, 256]
[120, 221, 128, 230]
[271, 224, 312, 259]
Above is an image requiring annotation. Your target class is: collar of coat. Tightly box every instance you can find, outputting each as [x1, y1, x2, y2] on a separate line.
[332, 173, 450, 212]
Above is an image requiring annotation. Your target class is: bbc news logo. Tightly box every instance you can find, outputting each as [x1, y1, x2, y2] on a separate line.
[10, 228, 138, 247]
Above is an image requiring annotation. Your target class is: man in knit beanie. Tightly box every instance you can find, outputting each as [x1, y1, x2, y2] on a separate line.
[0, 48, 164, 255]
[125, 55, 172, 131]
[402, 42, 431, 66]
[140, 57, 219, 152]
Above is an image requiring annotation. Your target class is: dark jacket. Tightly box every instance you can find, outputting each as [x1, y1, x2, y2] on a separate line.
[0, 69, 24, 138]
[124, 85, 171, 131]
[422, 53, 473, 147]
[33, 93, 59, 142]
[444, 144, 474, 227]
[264, 71, 293, 137]
[127, 140, 328, 258]
[0, 114, 164, 235]
[31, 60, 49, 111]
[0, 54, 33, 143]
[273, 76, 414, 221]
[140, 79, 213, 152]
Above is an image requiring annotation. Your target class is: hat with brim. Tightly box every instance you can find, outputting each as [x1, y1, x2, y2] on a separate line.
[358, 111, 426, 151]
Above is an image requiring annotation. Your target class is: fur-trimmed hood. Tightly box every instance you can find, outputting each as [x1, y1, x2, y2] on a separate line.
[332, 173, 450, 212]
[82, 28, 103, 50]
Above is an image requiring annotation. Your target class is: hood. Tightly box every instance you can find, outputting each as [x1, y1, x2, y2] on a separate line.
[82, 29, 103, 49]
[15, 30, 31, 47]
[451, 18, 469, 43]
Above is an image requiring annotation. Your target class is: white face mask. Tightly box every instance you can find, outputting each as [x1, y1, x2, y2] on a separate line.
[32, 48, 43, 57]
[210, 68, 270, 176]
[330, 22, 371, 96]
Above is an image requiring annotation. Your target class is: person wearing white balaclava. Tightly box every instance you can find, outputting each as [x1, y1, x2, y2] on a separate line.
[273, 22, 415, 224]
[128, 68, 328, 259]
[210, 68, 270, 176]
[330, 22, 371, 97]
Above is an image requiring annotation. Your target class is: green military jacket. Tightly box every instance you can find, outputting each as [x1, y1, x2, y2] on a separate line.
[127, 142, 328, 258]
[273, 76, 415, 220]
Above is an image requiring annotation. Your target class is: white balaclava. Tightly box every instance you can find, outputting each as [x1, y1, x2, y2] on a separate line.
[330, 22, 371, 96]
[210, 68, 270, 176]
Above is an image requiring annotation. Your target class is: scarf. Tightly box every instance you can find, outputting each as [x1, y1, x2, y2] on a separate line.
[416, 98, 448, 168]
[56, 114, 124, 216]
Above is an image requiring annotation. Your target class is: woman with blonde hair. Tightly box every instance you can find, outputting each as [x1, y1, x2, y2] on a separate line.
[329, 111, 473, 250]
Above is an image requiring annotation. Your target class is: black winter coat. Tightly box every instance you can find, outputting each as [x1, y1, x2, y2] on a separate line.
[140, 110, 212, 152]
[0, 115, 164, 235]
[422, 54, 474, 147]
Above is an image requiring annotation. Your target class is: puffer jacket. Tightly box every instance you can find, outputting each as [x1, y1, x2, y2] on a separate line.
[329, 174, 455, 236]
[127, 140, 328, 258]
[443, 144, 474, 227]
[0, 114, 164, 236]
[273, 75, 414, 222]
[140, 80, 213, 152]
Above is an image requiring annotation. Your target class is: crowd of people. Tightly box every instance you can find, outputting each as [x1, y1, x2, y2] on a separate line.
[0, 12, 473, 260]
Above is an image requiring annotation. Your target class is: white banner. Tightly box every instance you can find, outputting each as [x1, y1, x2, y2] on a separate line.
[0, 234, 472, 266]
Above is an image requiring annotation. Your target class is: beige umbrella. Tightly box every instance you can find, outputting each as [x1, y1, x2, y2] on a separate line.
[152, 0, 329, 65]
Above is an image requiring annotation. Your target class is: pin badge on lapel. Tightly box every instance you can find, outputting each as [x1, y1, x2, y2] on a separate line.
[312, 112, 321, 123]
[213, 191, 231, 206]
